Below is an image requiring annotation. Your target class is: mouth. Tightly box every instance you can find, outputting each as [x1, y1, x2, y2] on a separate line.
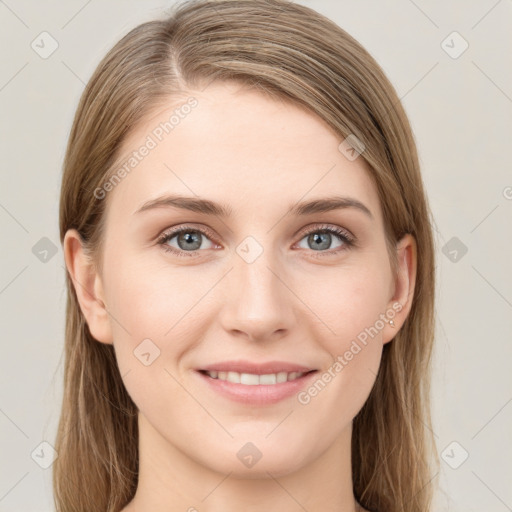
[194, 361, 318, 405]
[198, 369, 317, 385]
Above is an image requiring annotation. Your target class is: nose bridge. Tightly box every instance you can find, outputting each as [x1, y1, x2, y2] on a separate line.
[235, 234, 285, 305]
[220, 234, 293, 339]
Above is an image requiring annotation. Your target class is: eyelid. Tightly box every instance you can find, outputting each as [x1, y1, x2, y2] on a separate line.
[157, 222, 357, 256]
[298, 223, 355, 242]
[157, 223, 218, 244]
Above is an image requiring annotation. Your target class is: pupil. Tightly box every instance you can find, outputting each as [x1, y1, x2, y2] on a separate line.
[179, 231, 201, 250]
[310, 232, 330, 251]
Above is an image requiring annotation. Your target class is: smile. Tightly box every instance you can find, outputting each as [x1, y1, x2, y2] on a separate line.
[201, 370, 311, 385]
[195, 363, 319, 405]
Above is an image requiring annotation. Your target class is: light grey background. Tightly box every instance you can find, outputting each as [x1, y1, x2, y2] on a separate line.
[1, 1, 511, 511]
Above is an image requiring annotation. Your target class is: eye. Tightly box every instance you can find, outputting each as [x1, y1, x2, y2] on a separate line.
[158, 225, 217, 257]
[295, 224, 355, 257]
[157, 223, 356, 258]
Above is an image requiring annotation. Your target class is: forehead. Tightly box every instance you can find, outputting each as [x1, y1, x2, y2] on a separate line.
[104, 81, 382, 224]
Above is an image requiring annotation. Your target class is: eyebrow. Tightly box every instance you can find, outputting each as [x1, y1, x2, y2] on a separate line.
[133, 194, 373, 219]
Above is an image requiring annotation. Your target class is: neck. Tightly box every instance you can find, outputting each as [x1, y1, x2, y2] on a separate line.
[123, 413, 360, 512]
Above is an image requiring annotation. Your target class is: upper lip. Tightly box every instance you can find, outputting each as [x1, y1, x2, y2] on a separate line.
[198, 360, 316, 375]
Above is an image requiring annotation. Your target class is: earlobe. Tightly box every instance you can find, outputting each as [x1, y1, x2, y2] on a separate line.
[383, 234, 417, 345]
[63, 229, 113, 345]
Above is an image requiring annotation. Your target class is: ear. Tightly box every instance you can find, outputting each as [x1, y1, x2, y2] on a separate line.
[382, 233, 417, 345]
[63, 229, 113, 345]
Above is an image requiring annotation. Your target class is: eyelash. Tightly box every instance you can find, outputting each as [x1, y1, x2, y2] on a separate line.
[157, 223, 356, 259]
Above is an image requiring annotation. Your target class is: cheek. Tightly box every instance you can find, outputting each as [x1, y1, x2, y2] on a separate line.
[104, 260, 199, 417]
[305, 259, 391, 344]
[300, 261, 390, 403]
[104, 254, 209, 339]
[101, 258, 213, 400]
[96, 244, 392, 474]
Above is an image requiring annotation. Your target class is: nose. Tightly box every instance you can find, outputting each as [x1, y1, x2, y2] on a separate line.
[218, 244, 296, 343]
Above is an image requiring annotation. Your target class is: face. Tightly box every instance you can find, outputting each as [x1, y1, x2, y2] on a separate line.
[67, 81, 415, 478]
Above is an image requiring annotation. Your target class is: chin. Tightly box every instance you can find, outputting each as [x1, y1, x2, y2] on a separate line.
[198, 439, 312, 479]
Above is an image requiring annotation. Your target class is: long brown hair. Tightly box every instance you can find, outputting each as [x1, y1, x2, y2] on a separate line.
[55, 1, 438, 510]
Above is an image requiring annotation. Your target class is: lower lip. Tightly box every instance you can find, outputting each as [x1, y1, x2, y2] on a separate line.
[195, 370, 318, 405]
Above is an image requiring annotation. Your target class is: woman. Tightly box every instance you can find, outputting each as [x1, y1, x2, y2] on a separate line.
[54, 1, 438, 511]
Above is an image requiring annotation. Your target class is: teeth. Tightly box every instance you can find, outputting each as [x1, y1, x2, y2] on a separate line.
[227, 371, 240, 384]
[276, 371, 288, 383]
[205, 370, 307, 385]
[259, 373, 276, 385]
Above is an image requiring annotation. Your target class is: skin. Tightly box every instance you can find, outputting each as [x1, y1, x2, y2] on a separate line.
[64, 81, 416, 512]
